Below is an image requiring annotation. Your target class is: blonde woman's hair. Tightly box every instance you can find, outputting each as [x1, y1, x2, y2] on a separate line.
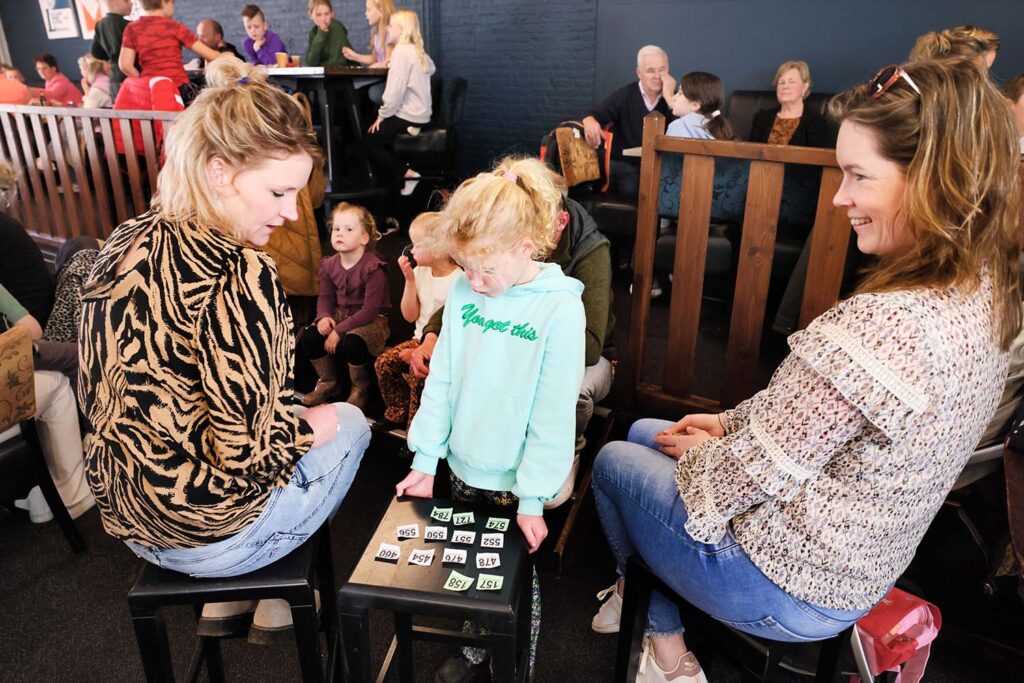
[331, 202, 380, 252]
[773, 60, 812, 97]
[154, 58, 323, 238]
[436, 156, 561, 261]
[389, 9, 429, 72]
[910, 25, 1000, 63]
[829, 57, 1022, 350]
[369, 0, 396, 50]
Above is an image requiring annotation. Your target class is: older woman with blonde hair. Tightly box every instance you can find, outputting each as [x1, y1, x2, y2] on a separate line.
[590, 57, 1022, 683]
[78, 58, 369, 639]
[77, 53, 111, 108]
[748, 60, 829, 147]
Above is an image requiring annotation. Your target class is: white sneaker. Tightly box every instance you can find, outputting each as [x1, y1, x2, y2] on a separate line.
[401, 169, 422, 196]
[14, 486, 53, 523]
[591, 582, 623, 634]
[637, 638, 708, 683]
[248, 591, 320, 644]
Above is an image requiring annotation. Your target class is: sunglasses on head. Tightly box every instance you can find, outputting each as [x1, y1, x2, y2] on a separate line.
[868, 64, 922, 100]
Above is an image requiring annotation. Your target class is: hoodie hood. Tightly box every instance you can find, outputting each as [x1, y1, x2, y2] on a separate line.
[504, 261, 584, 297]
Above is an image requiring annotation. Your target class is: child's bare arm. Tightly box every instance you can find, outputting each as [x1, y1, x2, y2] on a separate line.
[190, 41, 224, 64]
[398, 256, 419, 323]
[119, 47, 139, 78]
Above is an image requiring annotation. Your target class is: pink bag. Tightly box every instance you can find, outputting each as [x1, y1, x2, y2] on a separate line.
[852, 588, 941, 683]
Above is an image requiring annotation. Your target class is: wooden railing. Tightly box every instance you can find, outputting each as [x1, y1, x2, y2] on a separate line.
[0, 104, 178, 248]
[622, 111, 851, 413]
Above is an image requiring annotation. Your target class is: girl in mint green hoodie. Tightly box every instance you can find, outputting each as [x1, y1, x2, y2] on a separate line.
[396, 159, 585, 674]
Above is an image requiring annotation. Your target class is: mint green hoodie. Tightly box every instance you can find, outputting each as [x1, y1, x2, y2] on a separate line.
[408, 262, 585, 515]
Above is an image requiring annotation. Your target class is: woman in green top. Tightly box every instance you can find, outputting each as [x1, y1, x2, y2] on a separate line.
[305, 0, 355, 68]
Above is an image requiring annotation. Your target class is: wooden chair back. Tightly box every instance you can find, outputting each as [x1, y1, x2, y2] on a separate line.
[622, 111, 851, 413]
[0, 104, 179, 250]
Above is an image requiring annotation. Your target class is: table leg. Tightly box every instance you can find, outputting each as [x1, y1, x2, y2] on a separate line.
[489, 631, 518, 683]
[340, 607, 372, 683]
[292, 595, 325, 683]
[317, 81, 334, 194]
[393, 612, 415, 682]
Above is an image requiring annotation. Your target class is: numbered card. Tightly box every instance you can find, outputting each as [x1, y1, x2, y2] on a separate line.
[476, 552, 501, 569]
[480, 533, 504, 549]
[476, 573, 504, 591]
[408, 548, 435, 566]
[443, 570, 474, 592]
[374, 542, 401, 562]
[442, 548, 467, 565]
[430, 507, 454, 522]
[485, 517, 510, 532]
[396, 524, 419, 540]
[452, 511, 476, 526]
[424, 526, 448, 542]
[451, 530, 476, 545]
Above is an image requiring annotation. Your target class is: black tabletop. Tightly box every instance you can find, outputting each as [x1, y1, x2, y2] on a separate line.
[339, 498, 530, 624]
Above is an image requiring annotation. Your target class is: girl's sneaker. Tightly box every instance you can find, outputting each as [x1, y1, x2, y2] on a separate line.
[591, 582, 622, 634]
[637, 638, 708, 683]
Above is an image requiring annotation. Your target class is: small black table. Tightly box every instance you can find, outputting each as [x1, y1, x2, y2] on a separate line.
[266, 66, 388, 202]
[338, 497, 532, 682]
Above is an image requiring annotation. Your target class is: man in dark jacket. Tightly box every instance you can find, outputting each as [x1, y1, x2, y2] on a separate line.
[581, 45, 676, 197]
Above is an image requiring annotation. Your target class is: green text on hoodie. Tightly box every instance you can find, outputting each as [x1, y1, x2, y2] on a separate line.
[407, 263, 585, 515]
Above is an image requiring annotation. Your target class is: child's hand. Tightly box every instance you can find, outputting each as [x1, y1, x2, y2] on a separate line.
[325, 330, 341, 354]
[316, 317, 334, 336]
[398, 255, 416, 282]
[342, 46, 357, 61]
[395, 470, 434, 498]
[368, 116, 383, 134]
[398, 347, 415, 364]
[517, 514, 548, 554]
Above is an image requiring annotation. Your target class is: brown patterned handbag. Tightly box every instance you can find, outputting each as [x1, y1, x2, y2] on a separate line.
[0, 326, 35, 432]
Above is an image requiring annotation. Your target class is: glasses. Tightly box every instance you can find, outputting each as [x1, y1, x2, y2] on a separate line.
[868, 65, 921, 100]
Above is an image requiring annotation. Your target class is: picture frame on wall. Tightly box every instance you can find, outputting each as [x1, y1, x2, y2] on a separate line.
[75, 0, 106, 40]
[38, 0, 80, 40]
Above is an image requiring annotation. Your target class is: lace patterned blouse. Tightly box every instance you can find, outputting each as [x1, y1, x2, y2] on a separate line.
[675, 277, 1009, 610]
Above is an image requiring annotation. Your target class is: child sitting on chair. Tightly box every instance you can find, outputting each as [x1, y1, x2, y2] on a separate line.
[374, 211, 460, 429]
[298, 203, 389, 409]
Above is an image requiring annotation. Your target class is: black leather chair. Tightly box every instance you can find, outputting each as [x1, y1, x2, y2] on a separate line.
[393, 76, 467, 189]
[726, 90, 834, 142]
[0, 326, 86, 554]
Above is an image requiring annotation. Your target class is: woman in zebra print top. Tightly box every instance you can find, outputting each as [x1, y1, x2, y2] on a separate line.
[78, 58, 371, 638]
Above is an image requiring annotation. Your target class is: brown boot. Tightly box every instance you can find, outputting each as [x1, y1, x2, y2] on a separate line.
[301, 356, 339, 407]
[346, 362, 372, 411]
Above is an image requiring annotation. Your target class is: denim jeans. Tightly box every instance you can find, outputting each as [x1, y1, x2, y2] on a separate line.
[126, 403, 370, 578]
[592, 418, 865, 641]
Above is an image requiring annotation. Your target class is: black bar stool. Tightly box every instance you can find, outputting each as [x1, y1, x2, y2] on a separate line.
[615, 555, 856, 682]
[126, 523, 340, 683]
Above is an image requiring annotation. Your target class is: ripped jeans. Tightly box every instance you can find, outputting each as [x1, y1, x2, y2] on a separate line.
[126, 402, 370, 578]
[591, 418, 865, 641]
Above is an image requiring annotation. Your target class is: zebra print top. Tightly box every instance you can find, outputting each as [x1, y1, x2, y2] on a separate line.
[79, 211, 315, 549]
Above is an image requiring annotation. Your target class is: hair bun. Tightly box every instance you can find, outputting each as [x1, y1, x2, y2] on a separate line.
[203, 56, 268, 89]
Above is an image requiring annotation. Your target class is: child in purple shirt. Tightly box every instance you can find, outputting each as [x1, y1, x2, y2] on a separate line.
[241, 5, 287, 66]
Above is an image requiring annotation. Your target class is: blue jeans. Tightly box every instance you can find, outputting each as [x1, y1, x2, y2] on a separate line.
[126, 403, 371, 578]
[592, 418, 865, 641]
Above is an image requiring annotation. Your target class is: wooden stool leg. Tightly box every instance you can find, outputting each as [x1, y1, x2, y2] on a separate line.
[130, 606, 175, 683]
[616, 558, 652, 683]
[292, 596, 325, 683]
[340, 608, 372, 683]
[393, 612, 415, 682]
[201, 637, 226, 683]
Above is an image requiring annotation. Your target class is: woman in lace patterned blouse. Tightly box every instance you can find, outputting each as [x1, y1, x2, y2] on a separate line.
[590, 58, 1023, 683]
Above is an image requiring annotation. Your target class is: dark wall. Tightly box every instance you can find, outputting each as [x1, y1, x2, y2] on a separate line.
[596, 0, 1024, 102]
[1, 0, 92, 87]
[4, 0, 1024, 177]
